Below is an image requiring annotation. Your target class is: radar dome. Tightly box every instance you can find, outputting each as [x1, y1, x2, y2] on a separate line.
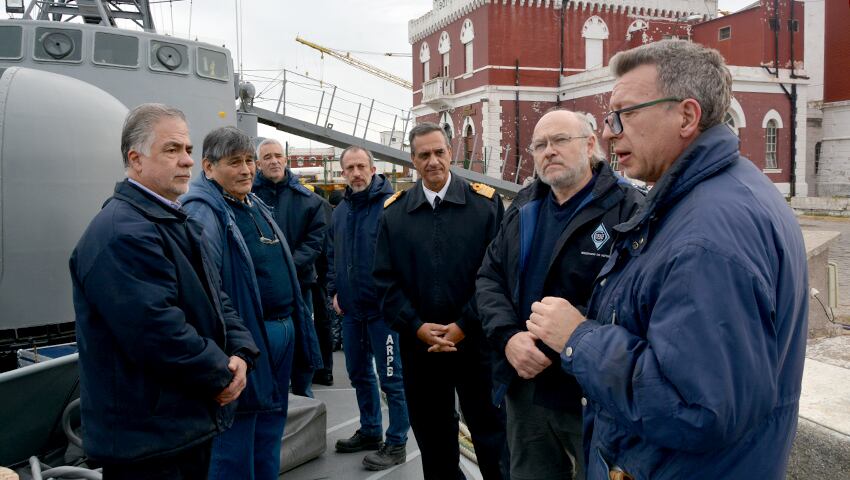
[0, 67, 127, 333]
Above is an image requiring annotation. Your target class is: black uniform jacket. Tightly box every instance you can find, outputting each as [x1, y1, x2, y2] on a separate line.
[476, 162, 644, 410]
[374, 175, 504, 347]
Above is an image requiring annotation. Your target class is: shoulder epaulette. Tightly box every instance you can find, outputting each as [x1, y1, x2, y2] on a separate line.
[470, 182, 495, 199]
[384, 190, 404, 209]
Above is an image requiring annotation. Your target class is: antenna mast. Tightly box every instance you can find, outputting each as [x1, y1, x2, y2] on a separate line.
[22, 0, 156, 32]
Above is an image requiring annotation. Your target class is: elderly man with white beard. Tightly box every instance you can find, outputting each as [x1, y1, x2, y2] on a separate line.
[476, 109, 644, 480]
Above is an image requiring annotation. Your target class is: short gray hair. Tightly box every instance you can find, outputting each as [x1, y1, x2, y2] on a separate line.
[408, 122, 450, 155]
[256, 137, 284, 160]
[121, 103, 186, 167]
[540, 108, 606, 166]
[339, 145, 374, 168]
[202, 126, 254, 164]
[610, 40, 732, 132]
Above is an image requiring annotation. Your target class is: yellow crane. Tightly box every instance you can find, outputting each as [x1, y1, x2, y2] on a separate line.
[296, 36, 413, 90]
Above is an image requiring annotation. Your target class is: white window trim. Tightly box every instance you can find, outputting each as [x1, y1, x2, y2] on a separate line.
[761, 109, 784, 129]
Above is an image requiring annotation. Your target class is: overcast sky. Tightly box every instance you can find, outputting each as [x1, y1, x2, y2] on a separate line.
[143, 0, 759, 147]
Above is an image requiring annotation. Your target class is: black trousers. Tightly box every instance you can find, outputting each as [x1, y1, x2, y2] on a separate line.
[311, 283, 334, 373]
[101, 439, 212, 480]
[400, 334, 508, 480]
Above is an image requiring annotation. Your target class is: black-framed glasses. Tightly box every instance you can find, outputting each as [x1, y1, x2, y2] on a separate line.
[603, 97, 683, 135]
[526, 134, 590, 155]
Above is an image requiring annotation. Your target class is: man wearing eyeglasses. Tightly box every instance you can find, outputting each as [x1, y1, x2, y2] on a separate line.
[182, 127, 322, 479]
[526, 41, 808, 479]
[477, 109, 643, 480]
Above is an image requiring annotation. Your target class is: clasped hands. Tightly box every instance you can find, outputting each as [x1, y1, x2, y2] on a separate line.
[508, 297, 586, 378]
[417, 322, 465, 353]
[215, 355, 248, 406]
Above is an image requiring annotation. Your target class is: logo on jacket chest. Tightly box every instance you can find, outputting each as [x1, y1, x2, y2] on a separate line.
[591, 222, 610, 250]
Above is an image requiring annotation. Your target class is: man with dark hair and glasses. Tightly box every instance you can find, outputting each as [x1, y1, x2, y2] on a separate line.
[182, 127, 322, 479]
[527, 40, 808, 479]
[477, 109, 642, 480]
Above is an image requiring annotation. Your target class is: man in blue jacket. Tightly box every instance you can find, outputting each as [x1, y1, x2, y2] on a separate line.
[327, 146, 410, 471]
[182, 127, 322, 479]
[527, 40, 808, 479]
[70, 104, 258, 479]
[477, 109, 643, 480]
[253, 138, 328, 397]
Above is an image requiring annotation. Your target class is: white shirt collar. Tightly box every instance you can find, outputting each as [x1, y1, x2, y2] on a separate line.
[423, 172, 452, 209]
[127, 178, 182, 210]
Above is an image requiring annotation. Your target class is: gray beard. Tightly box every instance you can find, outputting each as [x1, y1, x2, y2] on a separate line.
[539, 159, 589, 191]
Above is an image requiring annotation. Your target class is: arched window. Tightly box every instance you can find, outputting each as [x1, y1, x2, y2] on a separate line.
[608, 141, 619, 171]
[582, 16, 609, 70]
[419, 42, 431, 84]
[438, 31, 451, 77]
[460, 19, 474, 74]
[462, 116, 475, 169]
[724, 112, 736, 133]
[765, 119, 778, 169]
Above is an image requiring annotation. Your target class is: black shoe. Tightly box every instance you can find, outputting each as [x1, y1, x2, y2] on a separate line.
[363, 443, 406, 471]
[335, 430, 382, 453]
[313, 370, 333, 386]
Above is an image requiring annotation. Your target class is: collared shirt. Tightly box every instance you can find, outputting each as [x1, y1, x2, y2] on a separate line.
[422, 172, 452, 209]
[127, 178, 182, 210]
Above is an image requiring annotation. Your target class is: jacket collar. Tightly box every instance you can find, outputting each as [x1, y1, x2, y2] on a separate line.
[344, 173, 394, 204]
[112, 179, 186, 222]
[253, 168, 302, 192]
[615, 124, 739, 234]
[405, 174, 467, 213]
[514, 161, 623, 210]
[181, 175, 262, 219]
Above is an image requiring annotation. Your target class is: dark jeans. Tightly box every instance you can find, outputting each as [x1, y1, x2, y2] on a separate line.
[400, 334, 508, 480]
[101, 440, 211, 480]
[208, 317, 294, 480]
[342, 314, 409, 445]
[290, 290, 315, 398]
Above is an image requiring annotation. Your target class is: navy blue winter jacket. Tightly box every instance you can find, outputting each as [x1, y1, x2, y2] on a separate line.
[477, 162, 643, 410]
[70, 180, 258, 462]
[181, 176, 322, 412]
[252, 169, 328, 287]
[561, 125, 809, 479]
[327, 174, 394, 320]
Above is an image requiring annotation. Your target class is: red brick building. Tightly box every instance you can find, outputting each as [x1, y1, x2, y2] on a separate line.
[817, 0, 850, 196]
[409, 0, 810, 196]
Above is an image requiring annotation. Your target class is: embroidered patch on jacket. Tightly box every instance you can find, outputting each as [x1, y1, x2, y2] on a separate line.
[592, 223, 610, 250]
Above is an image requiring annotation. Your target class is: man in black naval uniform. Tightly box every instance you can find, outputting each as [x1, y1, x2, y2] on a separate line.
[374, 122, 508, 480]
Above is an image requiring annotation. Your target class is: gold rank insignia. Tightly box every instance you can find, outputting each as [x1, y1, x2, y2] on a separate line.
[471, 182, 495, 199]
[384, 191, 403, 208]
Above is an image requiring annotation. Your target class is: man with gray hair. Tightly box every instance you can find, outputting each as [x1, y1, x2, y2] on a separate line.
[253, 137, 328, 397]
[70, 104, 258, 479]
[527, 40, 808, 479]
[477, 109, 643, 480]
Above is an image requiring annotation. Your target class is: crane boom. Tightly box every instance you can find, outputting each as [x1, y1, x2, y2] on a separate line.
[296, 36, 412, 90]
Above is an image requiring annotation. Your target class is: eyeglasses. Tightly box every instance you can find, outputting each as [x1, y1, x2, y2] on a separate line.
[603, 97, 683, 135]
[526, 134, 589, 155]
